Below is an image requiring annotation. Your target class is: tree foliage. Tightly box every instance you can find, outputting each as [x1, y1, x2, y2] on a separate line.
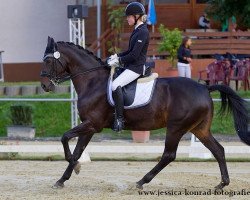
[206, 0, 250, 28]
[158, 24, 182, 67]
[107, 0, 125, 53]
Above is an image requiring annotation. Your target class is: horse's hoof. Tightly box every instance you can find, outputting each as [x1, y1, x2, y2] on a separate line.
[136, 182, 143, 190]
[214, 180, 229, 191]
[74, 161, 81, 175]
[214, 183, 224, 191]
[52, 181, 64, 189]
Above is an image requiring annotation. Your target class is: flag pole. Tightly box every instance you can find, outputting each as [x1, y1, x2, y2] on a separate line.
[147, 0, 157, 58]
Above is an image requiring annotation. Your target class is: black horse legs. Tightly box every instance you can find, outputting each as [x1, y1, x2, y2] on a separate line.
[195, 131, 230, 190]
[53, 120, 96, 188]
[61, 120, 95, 162]
[136, 130, 185, 189]
[72, 134, 94, 161]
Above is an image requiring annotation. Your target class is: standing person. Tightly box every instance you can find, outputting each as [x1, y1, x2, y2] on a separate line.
[177, 37, 192, 78]
[199, 12, 210, 29]
[107, 2, 149, 132]
[222, 16, 237, 32]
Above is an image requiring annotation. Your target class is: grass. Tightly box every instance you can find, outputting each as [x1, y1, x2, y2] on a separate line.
[0, 93, 71, 137]
[0, 81, 70, 86]
[0, 85, 249, 138]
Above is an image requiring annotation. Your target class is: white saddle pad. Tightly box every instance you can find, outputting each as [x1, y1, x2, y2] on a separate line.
[107, 73, 158, 109]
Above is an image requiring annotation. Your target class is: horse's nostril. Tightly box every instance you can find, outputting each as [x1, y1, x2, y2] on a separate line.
[41, 84, 46, 90]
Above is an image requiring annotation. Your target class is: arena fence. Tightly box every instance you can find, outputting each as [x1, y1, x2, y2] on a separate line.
[0, 97, 249, 161]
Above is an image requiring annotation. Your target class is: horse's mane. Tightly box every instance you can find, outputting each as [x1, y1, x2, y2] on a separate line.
[57, 41, 105, 65]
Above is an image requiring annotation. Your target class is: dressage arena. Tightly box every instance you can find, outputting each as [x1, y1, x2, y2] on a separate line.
[0, 160, 250, 200]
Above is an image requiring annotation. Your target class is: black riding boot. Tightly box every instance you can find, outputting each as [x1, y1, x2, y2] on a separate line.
[112, 86, 124, 132]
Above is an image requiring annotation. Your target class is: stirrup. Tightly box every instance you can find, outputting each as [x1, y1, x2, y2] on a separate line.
[112, 118, 124, 132]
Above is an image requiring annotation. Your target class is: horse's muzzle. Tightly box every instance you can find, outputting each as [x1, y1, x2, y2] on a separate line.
[41, 82, 55, 92]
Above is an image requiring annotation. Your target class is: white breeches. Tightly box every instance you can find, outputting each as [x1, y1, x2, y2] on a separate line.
[112, 69, 140, 91]
[177, 62, 191, 78]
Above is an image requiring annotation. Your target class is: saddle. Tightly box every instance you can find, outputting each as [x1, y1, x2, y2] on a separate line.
[107, 61, 158, 109]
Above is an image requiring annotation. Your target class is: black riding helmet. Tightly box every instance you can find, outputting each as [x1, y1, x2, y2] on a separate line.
[125, 2, 145, 26]
[125, 2, 145, 16]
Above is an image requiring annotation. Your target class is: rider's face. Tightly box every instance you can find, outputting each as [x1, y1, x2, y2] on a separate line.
[187, 39, 192, 47]
[126, 15, 135, 26]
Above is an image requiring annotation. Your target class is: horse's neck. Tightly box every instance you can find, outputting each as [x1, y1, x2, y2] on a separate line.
[71, 69, 109, 98]
[62, 46, 108, 97]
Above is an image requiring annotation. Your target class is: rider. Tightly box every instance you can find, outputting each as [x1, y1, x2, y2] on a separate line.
[107, 2, 149, 132]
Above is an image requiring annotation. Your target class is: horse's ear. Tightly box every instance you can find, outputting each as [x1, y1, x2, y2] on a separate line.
[45, 36, 54, 55]
[48, 37, 58, 52]
[47, 36, 51, 43]
[54, 42, 58, 51]
[47, 36, 54, 46]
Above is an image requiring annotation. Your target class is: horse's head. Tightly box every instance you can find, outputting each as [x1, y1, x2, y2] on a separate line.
[40, 36, 70, 92]
[41, 36, 107, 92]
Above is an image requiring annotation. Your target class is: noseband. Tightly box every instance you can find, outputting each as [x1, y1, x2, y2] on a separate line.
[41, 50, 108, 85]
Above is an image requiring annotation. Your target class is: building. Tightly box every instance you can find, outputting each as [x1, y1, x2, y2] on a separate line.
[0, 0, 210, 81]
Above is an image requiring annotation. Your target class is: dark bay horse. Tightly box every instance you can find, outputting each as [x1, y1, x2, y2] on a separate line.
[40, 37, 250, 190]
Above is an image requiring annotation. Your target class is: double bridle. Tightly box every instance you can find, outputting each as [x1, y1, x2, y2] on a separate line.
[41, 51, 108, 85]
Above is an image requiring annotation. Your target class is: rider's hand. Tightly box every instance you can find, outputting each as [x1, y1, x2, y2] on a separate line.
[107, 54, 120, 67]
[107, 54, 118, 62]
[187, 58, 192, 63]
[110, 54, 118, 60]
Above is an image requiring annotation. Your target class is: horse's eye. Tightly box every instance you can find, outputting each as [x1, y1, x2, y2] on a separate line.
[45, 59, 52, 65]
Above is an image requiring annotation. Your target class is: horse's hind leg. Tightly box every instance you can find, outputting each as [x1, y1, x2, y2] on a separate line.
[192, 126, 230, 190]
[136, 129, 185, 190]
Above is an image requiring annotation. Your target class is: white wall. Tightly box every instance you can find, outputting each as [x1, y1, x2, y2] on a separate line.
[0, 0, 75, 63]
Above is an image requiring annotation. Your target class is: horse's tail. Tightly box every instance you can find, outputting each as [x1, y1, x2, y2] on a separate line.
[208, 84, 250, 145]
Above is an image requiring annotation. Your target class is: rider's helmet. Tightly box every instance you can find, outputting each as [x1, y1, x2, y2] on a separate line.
[125, 2, 145, 16]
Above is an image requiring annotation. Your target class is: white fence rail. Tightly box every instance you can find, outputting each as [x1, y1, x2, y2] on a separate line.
[0, 98, 77, 102]
[0, 97, 249, 159]
[0, 98, 249, 102]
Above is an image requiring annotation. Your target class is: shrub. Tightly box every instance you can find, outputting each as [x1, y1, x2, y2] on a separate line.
[158, 24, 182, 67]
[10, 104, 33, 126]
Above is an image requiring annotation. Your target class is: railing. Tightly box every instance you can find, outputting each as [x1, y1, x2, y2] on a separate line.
[0, 98, 76, 102]
[0, 97, 78, 129]
[119, 31, 250, 57]
[88, 28, 114, 58]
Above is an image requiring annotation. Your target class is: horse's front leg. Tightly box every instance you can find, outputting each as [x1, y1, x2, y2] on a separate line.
[53, 120, 96, 189]
[61, 120, 95, 162]
[72, 133, 94, 175]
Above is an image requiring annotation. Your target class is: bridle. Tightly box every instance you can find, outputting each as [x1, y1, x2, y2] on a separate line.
[41, 50, 108, 85]
[41, 51, 71, 85]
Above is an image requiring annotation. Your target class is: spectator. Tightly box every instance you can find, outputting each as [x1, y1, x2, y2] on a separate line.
[199, 12, 210, 29]
[177, 37, 192, 78]
[222, 16, 237, 32]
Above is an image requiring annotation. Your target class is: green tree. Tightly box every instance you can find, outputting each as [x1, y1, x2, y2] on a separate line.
[107, 0, 124, 53]
[206, 0, 250, 28]
[158, 24, 182, 67]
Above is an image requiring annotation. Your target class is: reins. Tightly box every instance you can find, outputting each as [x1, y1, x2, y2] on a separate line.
[69, 64, 109, 81]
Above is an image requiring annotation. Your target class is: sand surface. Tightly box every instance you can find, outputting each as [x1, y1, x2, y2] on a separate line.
[0, 161, 250, 200]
